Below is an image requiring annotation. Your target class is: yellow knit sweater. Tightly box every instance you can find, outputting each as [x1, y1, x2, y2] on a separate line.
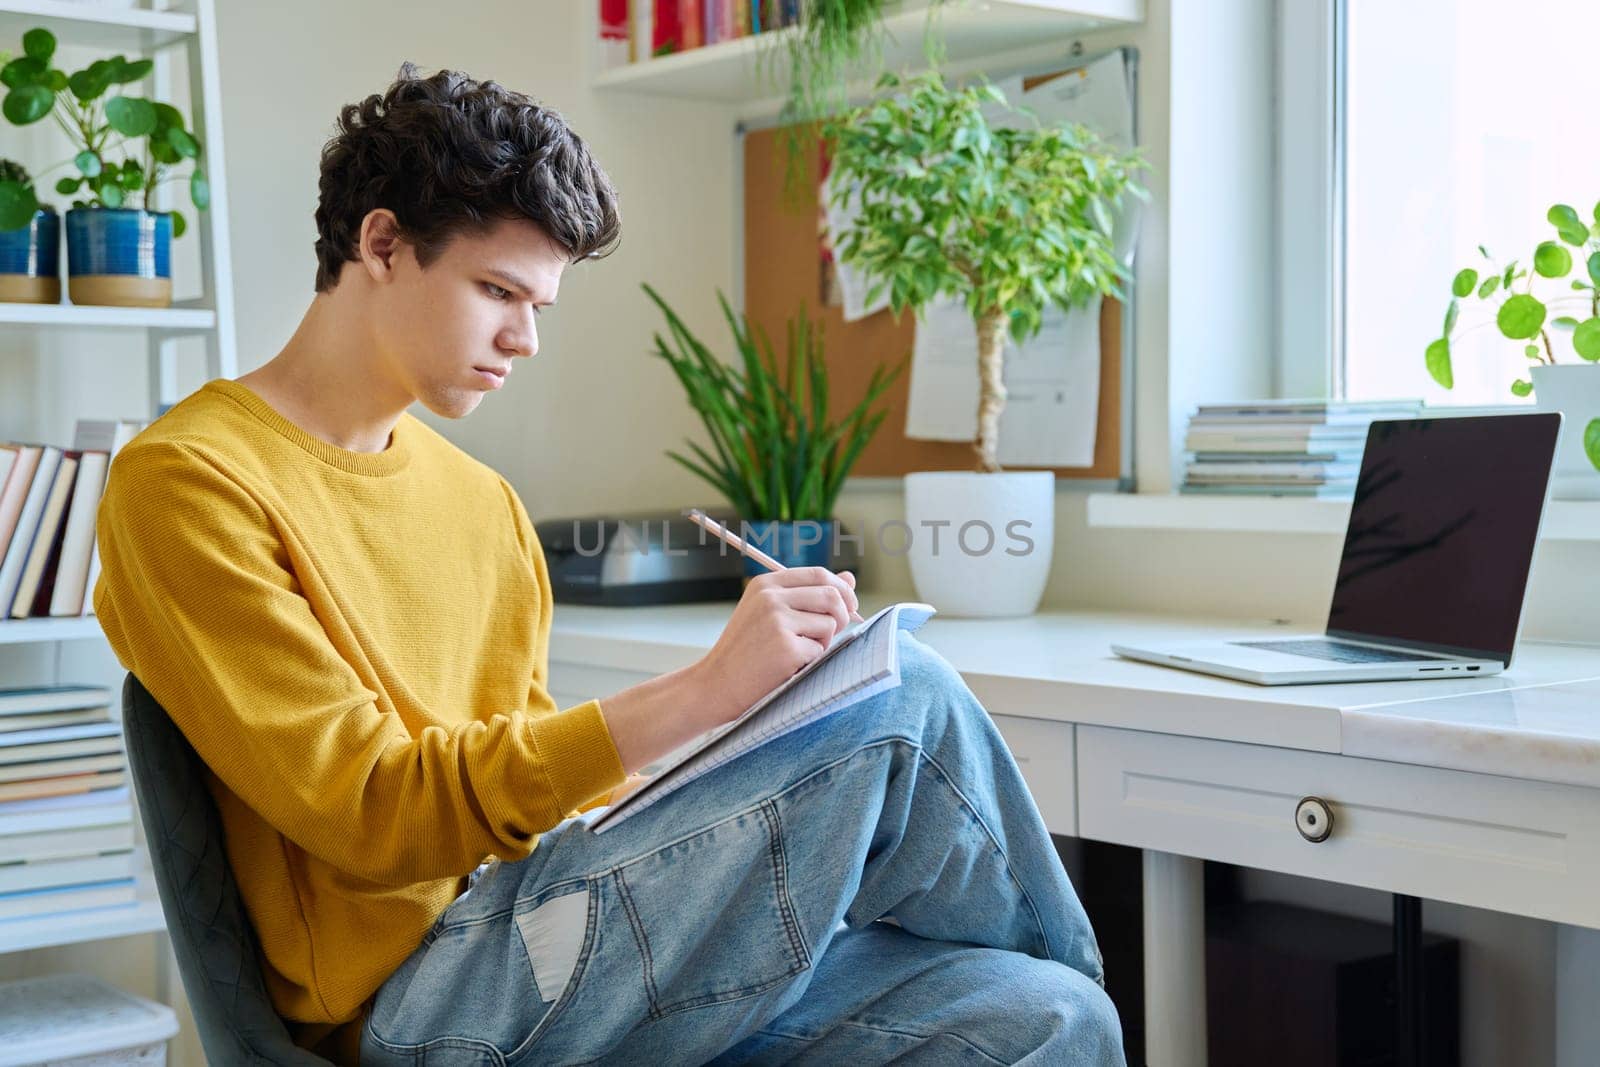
[94, 380, 627, 1063]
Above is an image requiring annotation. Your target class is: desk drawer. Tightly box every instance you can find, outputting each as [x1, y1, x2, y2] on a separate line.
[990, 715, 1076, 837]
[1078, 726, 1600, 928]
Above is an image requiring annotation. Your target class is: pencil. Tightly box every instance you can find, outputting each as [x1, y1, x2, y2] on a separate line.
[685, 509, 865, 623]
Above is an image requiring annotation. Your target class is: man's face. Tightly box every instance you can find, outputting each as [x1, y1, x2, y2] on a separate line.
[371, 215, 567, 419]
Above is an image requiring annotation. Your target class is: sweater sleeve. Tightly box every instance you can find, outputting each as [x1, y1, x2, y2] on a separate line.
[94, 441, 626, 886]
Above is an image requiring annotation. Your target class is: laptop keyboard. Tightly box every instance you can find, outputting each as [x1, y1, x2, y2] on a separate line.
[1233, 638, 1446, 664]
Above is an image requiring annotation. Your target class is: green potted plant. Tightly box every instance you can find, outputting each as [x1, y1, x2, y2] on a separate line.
[1427, 201, 1600, 498]
[0, 158, 59, 304]
[1, 28, 209, 308]
[643, 283, 905, 578]
[825, 71, 1144, 616]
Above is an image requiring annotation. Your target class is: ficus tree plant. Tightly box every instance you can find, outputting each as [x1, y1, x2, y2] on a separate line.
[825, 71, 1145, 473]
[643, 283, 905, 522]
[1426, 199, 1600, 470]
[0, 28, 209, 235]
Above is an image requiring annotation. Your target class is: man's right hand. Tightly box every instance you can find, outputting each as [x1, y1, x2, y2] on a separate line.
[693, 568, 860, 726]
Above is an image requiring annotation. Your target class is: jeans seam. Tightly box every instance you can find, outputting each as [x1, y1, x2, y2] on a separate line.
[760, 799, 812, 970]
[611, 868, 663, 1019]
[759, 1021, 1011, 1065]
[916, 747, 1055, 961]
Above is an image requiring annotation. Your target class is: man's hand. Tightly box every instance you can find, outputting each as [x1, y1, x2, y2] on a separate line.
[691, 567, 860, 727]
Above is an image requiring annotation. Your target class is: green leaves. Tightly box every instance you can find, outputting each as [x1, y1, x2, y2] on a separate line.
[1589, 252, 1600, 288]
[1497, 294, 1546, 339]
[1585, 418, 1600, 473]
[1534, 241, 1572, 278]
[1478, 273, 1500, 299]
[641, 283, 905, 520]
[1451, 269, 1478, 298]
[1511, 380, 1533, 397]
[1425, 338, 1453, 389]
[21, 29, 54, 64]
[0, 178, 37, 231]
[1549, 203, 1589, 245]
[0, 27, 204, 229]
[1574, 318, 1600, 361]
[1443, 298, 1459, 336]
[104, 95, 155, 136]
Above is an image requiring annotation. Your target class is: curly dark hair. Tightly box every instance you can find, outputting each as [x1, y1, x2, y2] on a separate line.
[312, 63, 621, 292]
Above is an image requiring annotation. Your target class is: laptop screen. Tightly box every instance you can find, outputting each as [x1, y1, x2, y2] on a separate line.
[1325, 412, 1561, 662]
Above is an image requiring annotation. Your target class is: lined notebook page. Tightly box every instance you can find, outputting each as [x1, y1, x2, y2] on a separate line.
[590, 602, 935, 833]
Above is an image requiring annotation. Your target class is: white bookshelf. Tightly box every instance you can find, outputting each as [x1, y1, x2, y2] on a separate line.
[592, 0, 1144, 106]
[0, 1, 237, 1054]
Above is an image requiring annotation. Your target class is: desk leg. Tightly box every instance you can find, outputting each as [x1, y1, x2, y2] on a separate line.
[1556, 924, 1600, 1067]
[1143, 851, 1207, 1067]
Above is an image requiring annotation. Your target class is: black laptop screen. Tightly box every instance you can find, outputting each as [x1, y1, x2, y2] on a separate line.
[1325, 413, 1561, 662]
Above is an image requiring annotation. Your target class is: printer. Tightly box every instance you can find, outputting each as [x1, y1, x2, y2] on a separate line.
[534, 509, 747, 606]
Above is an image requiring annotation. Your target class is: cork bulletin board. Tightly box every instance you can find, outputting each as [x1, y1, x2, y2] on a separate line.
[739, 50, 1136, 482]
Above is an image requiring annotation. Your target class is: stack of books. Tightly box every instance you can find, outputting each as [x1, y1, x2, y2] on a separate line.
[0, 419, 144, 622]
[0, 686, 137, 923]
[601, 0, 803, 69]
[1181, 400, 1423, 498]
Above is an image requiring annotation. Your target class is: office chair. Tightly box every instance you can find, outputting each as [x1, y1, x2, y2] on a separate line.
[122, 674, 335, 1066]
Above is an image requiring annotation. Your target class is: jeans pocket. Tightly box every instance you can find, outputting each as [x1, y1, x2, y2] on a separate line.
[612, 800, 811, 1020]
[363, 879, 598, 1067]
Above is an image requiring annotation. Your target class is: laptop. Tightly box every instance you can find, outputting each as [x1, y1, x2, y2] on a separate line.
[1112, 412, 1563, 685]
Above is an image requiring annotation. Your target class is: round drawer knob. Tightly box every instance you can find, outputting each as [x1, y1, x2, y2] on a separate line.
[1295, 796, 1334, 843]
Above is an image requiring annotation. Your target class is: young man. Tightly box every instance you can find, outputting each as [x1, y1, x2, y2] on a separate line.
[95, 65, 1122, 1065]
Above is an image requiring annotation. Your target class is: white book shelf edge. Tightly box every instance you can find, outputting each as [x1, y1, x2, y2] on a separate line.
[0, 303, 216, 331]
[0, 618, 105, 645]
[592, 0, 1143, 104]
[0, 0, 196, 50]
[0, 898, 165, 955]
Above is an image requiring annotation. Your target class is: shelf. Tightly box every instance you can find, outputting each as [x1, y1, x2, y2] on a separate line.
[0, 302, 216, 331]
[0, 617, 104, 644]
[0, 898, 164, 955]
[593, 0, 1143, 106]
[0, 0, 196, 51]
[1086, 493, 1600, 542]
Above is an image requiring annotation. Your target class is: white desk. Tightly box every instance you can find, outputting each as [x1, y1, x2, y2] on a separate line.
[546, 602, 1600, 1067]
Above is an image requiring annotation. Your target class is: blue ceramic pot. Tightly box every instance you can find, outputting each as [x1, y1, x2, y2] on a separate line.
[65, 207, 173, 307]
[739, 519, 859, 577]
[0, 208, 61, 303]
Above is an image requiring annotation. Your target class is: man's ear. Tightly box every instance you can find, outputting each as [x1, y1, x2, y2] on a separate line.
[359, 209, 405, 283]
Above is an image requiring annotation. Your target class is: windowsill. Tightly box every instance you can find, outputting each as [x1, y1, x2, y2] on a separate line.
[1086, 493, 1600, 542]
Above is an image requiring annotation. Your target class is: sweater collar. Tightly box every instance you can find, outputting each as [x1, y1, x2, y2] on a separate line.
[204, 379, 414, 476]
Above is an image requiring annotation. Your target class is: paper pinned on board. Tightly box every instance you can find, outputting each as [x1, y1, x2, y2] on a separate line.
[904, 297, 1101, 468]
[821, 169, 892, 323]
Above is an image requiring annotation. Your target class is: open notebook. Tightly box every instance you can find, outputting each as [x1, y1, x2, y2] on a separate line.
[589, 601, 936, 834]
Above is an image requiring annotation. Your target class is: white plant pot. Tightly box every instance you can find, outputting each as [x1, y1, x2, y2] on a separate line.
[902, 470, 1054, 618]
[1530, 365, 1600, 500]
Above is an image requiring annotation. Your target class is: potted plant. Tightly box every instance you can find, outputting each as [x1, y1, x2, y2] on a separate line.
[1, 28, 209, 307]
[825, 72, 1144, 616]
[643, 283, 905, 579]
[1427, 201, 1600, 498]
[0, 158, 60, 304]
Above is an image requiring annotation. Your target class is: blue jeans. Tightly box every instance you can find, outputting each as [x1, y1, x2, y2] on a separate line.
[360, 633, 1123, 1066]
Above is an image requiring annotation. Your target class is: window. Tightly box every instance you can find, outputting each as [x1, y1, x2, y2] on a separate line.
[1339, 0, 1600, 404]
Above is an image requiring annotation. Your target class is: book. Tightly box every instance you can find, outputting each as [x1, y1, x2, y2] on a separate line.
[0, 878, 137, 921]
[74, 420, 144, 618]
[0, 737, 123, 766]
[0, 850, 135, 895]
[0, 706, 109, 733]
[0, 446, 61, 614]
[591, 601, 936, 833]
[0, 771, 124, 803]
[0, 821, 133, 865]
[10, 451, 78, 618]
[0, 686, 111, 715]
[0, 753, 123, 784]
[0, 446, 41, 575]
[1178, 483, 1356, 498]
[0, 788, 131, 837]
[0, 721, 121, 748]
[47, 449, 109, 616]
[1194, 399, 1422, 416]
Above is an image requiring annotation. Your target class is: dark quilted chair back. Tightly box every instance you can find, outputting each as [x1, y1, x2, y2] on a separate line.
[122, 674, 335, 1066]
